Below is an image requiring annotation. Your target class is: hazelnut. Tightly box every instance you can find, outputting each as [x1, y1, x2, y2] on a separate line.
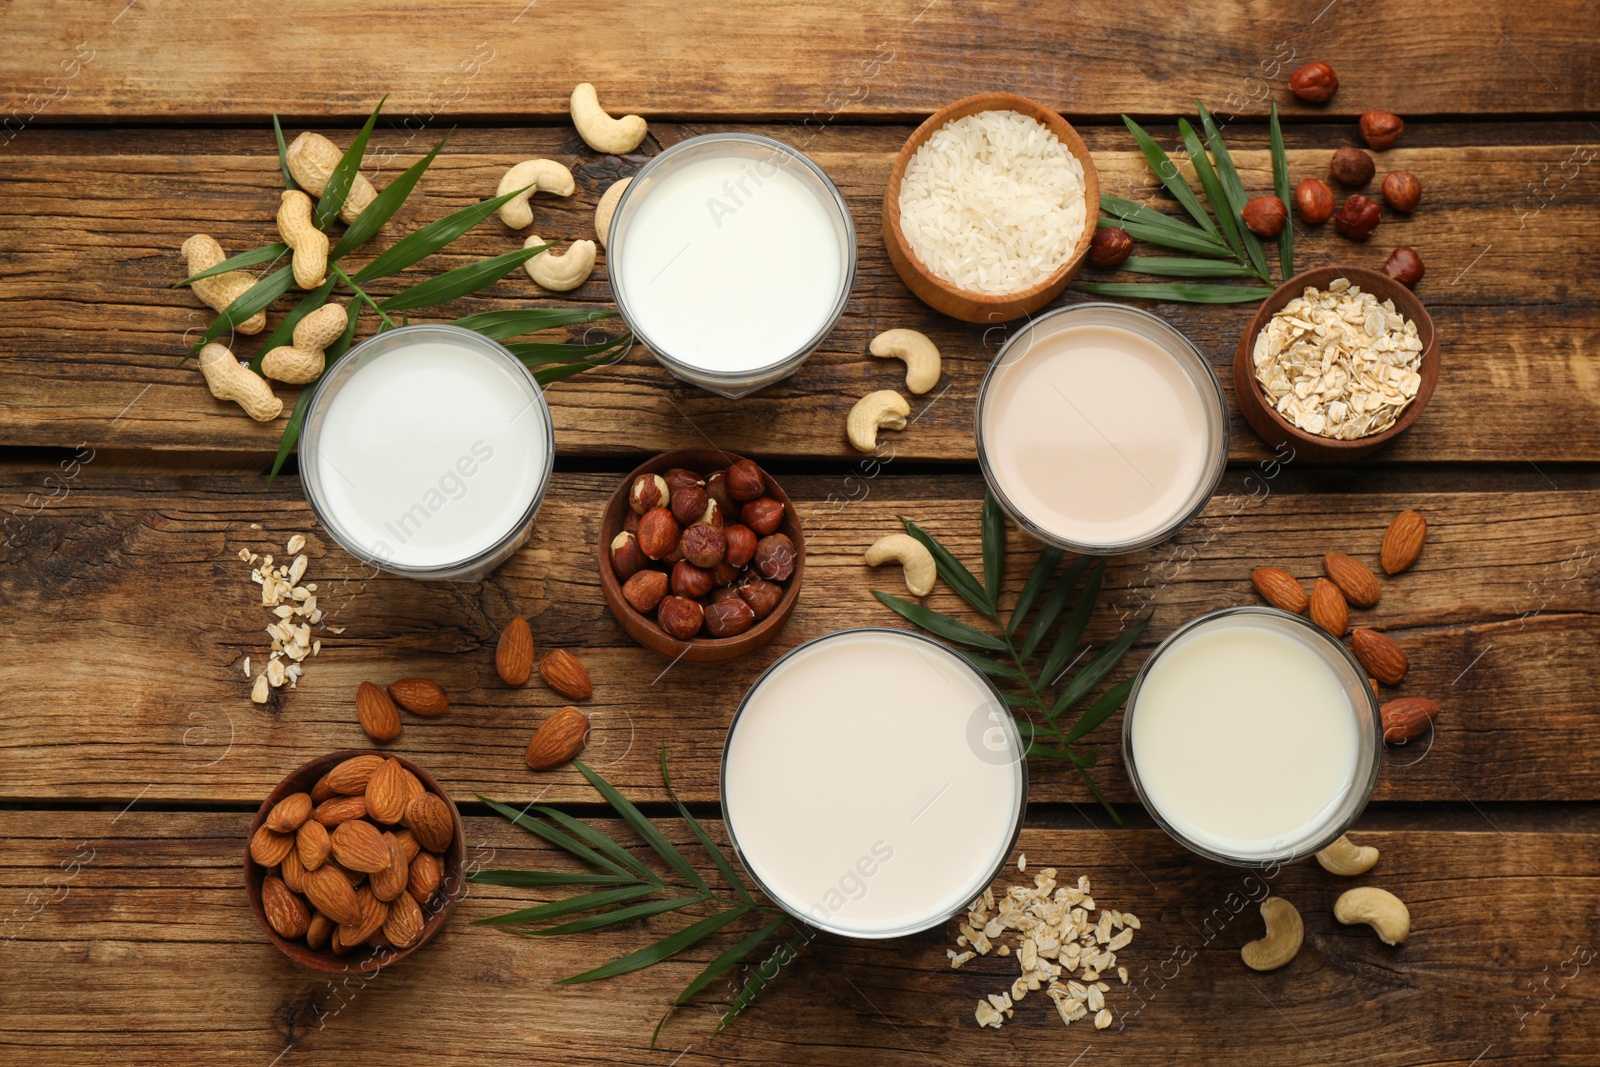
[1360, 111, 1404, 150]
[661, 541, 685, 565]
[1241, 196, 1287, 237]
[662, 467, 704, 494]
[737, 579, 784, 620]
[670, 559, 715, 599]
[698, 498, 724, 530]
[725, 459, 765, 502]
[628, 474, 670, 515]
[1329, 146, 1374, 186]
[705, 470, 734, 514]
[656, 596, 704, 640]
[753, 533, 797, 582]
[1088, 227, 1133, 267]
[722, 524, 758, 567]
[703, 597, 756, 638]
[1383, 246, 1425, 288]
[1294, 178, 1336, 224]
[621, 569, 669, 613]
[637, 507, 680, 560]
[1288, 60, 1339, 102]
[1382, 170, 1422, 213]
[711, 560, 742, 587]
[710, 582, 743, 603]
[1334, 194, 1382, 240]
[622, 510, 639, 535]
[670, 484, 709, 526]
[740, 497, 785, 537]
[609, 531, 647, 581]
[679, 522, 726, 568]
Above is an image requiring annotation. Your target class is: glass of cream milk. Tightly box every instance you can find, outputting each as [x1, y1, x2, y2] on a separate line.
[607, 133, 856, 397]
[1123, 607, 1384, 866]
[299, 324, 554, 581]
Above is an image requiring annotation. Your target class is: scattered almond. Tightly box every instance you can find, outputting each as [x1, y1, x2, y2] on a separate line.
[1324, 553, 1381, 608]
[355, 680, 402, 742]
[1381, 510, 1427, 575]
[1381, 696, 1439, 743]
[1351, 627, 1408, 685]
[496, 615, 535, 685]
[1309, 578, 1349, 636]
[364, 757, 411, 825]
[525, 705, 590, 771]
[387, 677, 450, 717]
[538, 649, 594, 700]
[1250, 567, 1308, 614]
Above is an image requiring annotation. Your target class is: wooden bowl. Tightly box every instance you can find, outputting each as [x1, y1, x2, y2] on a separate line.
[598, 449, 804, 663]
[244, 750, 466, 973]
[1234, 266, 1440, 463]
[882, 92, 1100, 324]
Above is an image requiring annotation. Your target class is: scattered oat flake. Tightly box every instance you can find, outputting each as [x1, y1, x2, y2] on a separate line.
[286, 534, 306, 554]
[249, 523, 261, 530]
[250, 674, 269, 703]
[1094, 1008, 1112, 1030]
[1017, 853, 1027, 872]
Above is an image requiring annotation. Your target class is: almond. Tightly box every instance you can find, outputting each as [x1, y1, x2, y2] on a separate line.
[393, 827, 421, 863]
[313, 794, 367, 827]
[1309, 578, 1349, 637]
[1324, 553, 1381, 608]
[364, 757, 411, 825]
[330, 819, 391, 873]
[1250, 567, 1308, 614]
[356, 680, 402, 742]
[403, 792, 455, 853]
[310, 772, 338, 804]
[383, 889, 426, 948]
[496, 615, 535, 685]
[303, 863, 361, 924]
[330, 925, 352, 955]
[281, 847, 308, 893]
[249, 824, 294, 867]
[408, 850, 443, 905]
[305, 910, 334, 950]
[1381, 510, 1427, 575]
[370, 833, 410, 902]
[265, 791, 313, 833]
[526, 705, 589, 771]
[538, 649, 593, 700]
[337, 885, 389, 946]
[1381, 696, 1439, 743]
[401, 768, 425, 802]
[296, 819, 331, 871]
[387, 677, 450, 717]
[261, 875, 310, 939]
[325, 754, 385, 795]
[1351, 628, 1409, 685]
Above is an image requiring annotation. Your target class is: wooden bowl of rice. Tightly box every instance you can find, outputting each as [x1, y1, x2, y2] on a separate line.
[883, 93, 1099, 324]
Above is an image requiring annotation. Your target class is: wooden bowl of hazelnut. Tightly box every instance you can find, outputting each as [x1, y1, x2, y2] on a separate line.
[598, 449, 805, 663]
[243, 749, 465, 973]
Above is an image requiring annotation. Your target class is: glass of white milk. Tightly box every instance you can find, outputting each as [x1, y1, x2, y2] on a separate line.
[1123, 607, 1384, 866]
[299, 324, 554, 580]
[607, 133, 856, 397]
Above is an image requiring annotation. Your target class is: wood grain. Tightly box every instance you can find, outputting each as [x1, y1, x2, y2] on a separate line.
[2, 471, 1594, 805]
[3, 810, 1597, 1065]
[2, 0, 1596, 122]
[0, 126, 1594, 461]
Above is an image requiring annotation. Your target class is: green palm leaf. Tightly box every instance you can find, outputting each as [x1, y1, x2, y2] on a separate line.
[1269, 102, 1294, 280]
[1176, 118, 1245, 262]
[474, 884, 659, 926]
[1007, 545, 1063, 636]
[1037, 558, 1106, 686]
[351, 184, 535, 283]
[376, 243, 553, 313]
[272, 115, 297, 191]
[1073, 281, 1273, 303]
[1049, 617, 1150, 719]
[331, 129, 451, 261]
[574, 760, 710, 894]
[451, 307, 618, 340]
[674, 914, 792, 1006]
[1118, 256, 1256, 278]
[871, 592, 1007, 651]
[530, 895, 707, 936]
[478, 796, 638, 880]
[560, 906, 751, 985]
[718, 926, 811, 1031]
[1196, 100, 1270, 281]
[468, 870, 641, 888]
[173, 242, 287, 288]
[183, 264, 295, 359]
[248, 279, 334, 372]
[981, 492, 1006, 604]
[1061, 677, 1136, 745]
[1123, 116, 1218, 235]
[314, 96, 385, 231]
[899, 516, 992, 615]
[532, 804, 661, 884]
[1020, 555, 1091, 661]
[661, 747, 754, 907]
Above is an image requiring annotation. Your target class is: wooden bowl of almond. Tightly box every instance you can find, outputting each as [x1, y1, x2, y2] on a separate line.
[244, 750, 465, 973]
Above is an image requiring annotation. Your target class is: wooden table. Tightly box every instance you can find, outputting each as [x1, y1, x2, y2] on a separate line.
[3, 3, 1599, 1063]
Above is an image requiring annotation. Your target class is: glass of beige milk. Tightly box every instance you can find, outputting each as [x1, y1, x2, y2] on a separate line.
[1123, 607, 1383, 866]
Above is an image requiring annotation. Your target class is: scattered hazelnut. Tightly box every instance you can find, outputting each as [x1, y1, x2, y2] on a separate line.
[1382, 170, 1422, 213]
[1334, 195, 1381, 240]
[670, 484, 709, 526]
[711, 560, 742, 587]
[628, 474, 669, 515]
[698, 498, 724, 530]
[1383, 246, 1425, 288]
[609, 531, 647, 580]
[679, 522, 726, 568]
[741, 497, 785, 537]
[1241, 195, 1287, 237]
[704, 597, 756, 638]
[722, 524, 758, 567]
[621, 569, 669, 613]
[1360, 111, 1404, 150]
[1329, 146, 1375, 186]
[637, 507, 680, 560]
[662, 468, 704, 494]
[705, 470, 734, 514]
[1294, 178, 1336, 224]
[656, 596, 704, 640]
[737, 579, 783, 620]
[725, 460, 765, 502]
[1288, 61, 1339, 102]
[670, 559, 715, 598]
[753, 533, 797, 582]
[1088, 227, 1133, 267]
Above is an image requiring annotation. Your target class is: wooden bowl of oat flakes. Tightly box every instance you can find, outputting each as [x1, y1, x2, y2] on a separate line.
[1234, 266, 1439, 463]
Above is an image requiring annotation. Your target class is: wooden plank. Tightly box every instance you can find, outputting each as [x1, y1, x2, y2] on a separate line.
[2, 810, 1597, 1065]
[0, 127, 1595, 461]
[2, 1, 1596, 122]
[2, 471, 1596, 805]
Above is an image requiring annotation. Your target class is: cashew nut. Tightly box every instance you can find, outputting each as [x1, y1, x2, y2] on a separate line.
[284, 132, 377, 224]
[276, 190, 328, 290]
[1315, 834, 1380, 877]
[594, 176, 633, 250]
[865, 534, 937, 597]
[1240, 896, 1304, 972]
[523, 235, 597, 292]
[496, 159, 576, 229]
[181, 235, 268, 335]
[870, 329, 942, 395]
[1334, 887, 1410, 945]
[198, 343, 282, 422]
[570, 82, 648, 155]
[847, 390, 910, 453]
[262, 302, 349, 384]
